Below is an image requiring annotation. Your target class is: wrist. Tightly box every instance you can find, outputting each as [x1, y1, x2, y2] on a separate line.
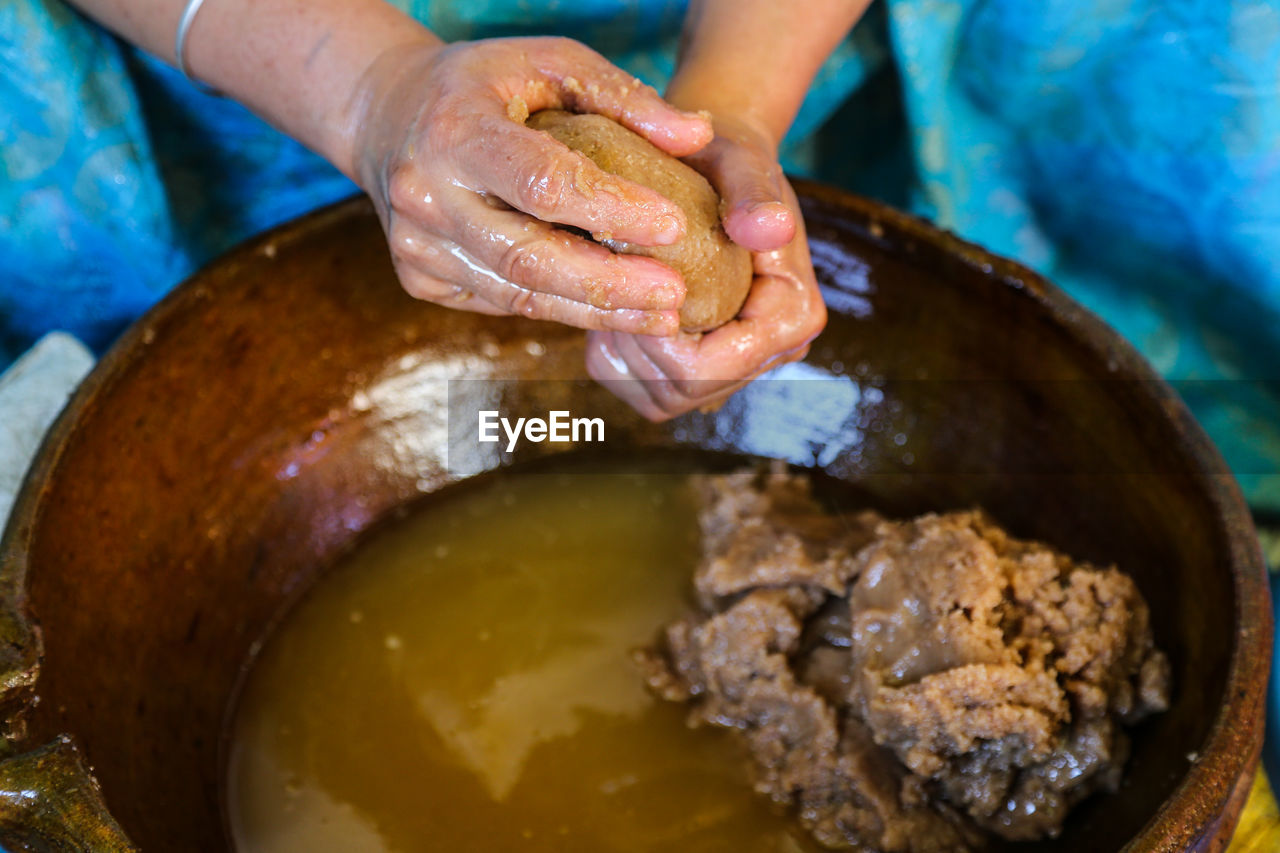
[669, 0, 871, 148]
[180, 0, 442, 181]
[338, 38, 446, 188]
[663, 78, 784, 152]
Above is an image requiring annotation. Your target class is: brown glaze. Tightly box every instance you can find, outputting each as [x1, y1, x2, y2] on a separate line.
[0, 182, 1270, 851]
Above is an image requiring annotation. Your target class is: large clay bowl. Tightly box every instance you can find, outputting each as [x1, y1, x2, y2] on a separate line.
[0, 182, 1270, 851]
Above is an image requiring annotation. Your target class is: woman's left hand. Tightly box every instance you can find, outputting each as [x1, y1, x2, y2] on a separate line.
[585, 116, 826, 420]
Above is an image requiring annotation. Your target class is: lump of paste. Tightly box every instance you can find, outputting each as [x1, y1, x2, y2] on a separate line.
[527, 109, 753, 332]
[637, 465, 1171, 851]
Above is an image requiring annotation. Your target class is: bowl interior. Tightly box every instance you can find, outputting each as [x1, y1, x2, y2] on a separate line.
[1, 188, 1264, 851]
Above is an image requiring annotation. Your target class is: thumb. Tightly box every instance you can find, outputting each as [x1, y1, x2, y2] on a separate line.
[693, 137, 796, 253]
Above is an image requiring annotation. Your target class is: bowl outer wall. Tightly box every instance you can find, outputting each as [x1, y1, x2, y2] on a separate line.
[0, 181, 1270, 852]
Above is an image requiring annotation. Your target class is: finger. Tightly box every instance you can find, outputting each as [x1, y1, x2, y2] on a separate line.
[634, 267, 824, 390]
[423, 238, 680, 335]
[611, 332, 759, 416]
[584, 332, 669, 421]
[386, 217, 675, 330]
[690, 139, 796, 252]
[524, 39, 714, 157]
[457, 113, 687, 246]
[391, 265, 510, 316]
[586, 330, 769, 421]
[442, 192, 687, 315]
[639, 199, 824, 385]
[633, 327, 796, 401]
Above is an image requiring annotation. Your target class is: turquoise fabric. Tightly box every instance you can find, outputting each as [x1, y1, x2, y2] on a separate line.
[3, 0, 1279, 508]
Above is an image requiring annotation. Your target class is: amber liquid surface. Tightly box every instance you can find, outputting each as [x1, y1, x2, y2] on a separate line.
[228, 468, 821, 852]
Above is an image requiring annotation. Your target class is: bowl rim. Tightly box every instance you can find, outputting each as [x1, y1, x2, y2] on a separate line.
[0, 183, 1272, 851]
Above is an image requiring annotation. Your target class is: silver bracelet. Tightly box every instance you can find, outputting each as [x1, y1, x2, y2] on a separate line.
[175, 0, 211, 80]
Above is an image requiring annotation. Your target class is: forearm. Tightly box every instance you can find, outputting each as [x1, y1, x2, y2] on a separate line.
[668, 0, 872, 145]
[65, 0, 440, 180]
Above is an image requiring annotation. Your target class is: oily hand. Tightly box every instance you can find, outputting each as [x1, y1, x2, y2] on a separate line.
[585, 116, 827, 420]
[351, 37, 713, 335]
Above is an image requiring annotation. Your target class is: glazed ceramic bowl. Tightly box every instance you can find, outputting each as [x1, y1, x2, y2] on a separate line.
[0, 183, 1270, 851]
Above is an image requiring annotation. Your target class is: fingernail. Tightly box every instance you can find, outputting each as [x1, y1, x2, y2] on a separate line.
[745, 200, 785, 217]
[654, 214, 683, 244]
[656, 282, 685, 310]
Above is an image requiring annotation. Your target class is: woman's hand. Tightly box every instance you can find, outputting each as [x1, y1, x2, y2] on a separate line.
[350, 37, 714, 335]
[67, 0, 855, 422]
[585, 116, 825, 421]
[582, 0, 870, 421]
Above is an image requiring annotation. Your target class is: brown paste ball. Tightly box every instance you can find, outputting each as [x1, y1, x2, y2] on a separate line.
[527, 109, 753, 332]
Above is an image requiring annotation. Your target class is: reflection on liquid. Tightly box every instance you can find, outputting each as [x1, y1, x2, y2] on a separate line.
[810, 236, 873, 320]
[672, 364, 901, 474]
[228, 471, 821, 852]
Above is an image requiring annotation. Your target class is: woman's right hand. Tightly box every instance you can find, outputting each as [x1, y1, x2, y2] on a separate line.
[349, 37, 714, 335]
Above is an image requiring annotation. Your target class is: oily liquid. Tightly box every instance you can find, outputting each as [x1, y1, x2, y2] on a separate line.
[227, 470, 821, 852]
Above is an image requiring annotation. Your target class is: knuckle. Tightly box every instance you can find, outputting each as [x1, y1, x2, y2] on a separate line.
[801, 296, 829, 339]
[505, 286, 545, 320]
[672, 376, 706, 398]
[806, 313, 828, 340]
[666, 364, 703, 397]
[400, 273, 454, 303]
[386, 164, 422, 215]
[423, 100, 466, 149]
[387, 226, 443, 272]
[515, 156, 573, 215]
[495, 237, 546, 286]
[388, 166, 450, 233]
[649, 378, 686, 409]
[388, 228, 418, 266]
[544, 35, 577, 53]
[538, 36, 587, 61]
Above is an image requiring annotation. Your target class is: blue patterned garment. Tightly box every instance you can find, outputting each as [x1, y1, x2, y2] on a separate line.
[3, 0, 1279, 509]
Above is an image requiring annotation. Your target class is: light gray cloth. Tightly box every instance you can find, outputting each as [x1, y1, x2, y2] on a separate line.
[0, 333, 95, 530]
